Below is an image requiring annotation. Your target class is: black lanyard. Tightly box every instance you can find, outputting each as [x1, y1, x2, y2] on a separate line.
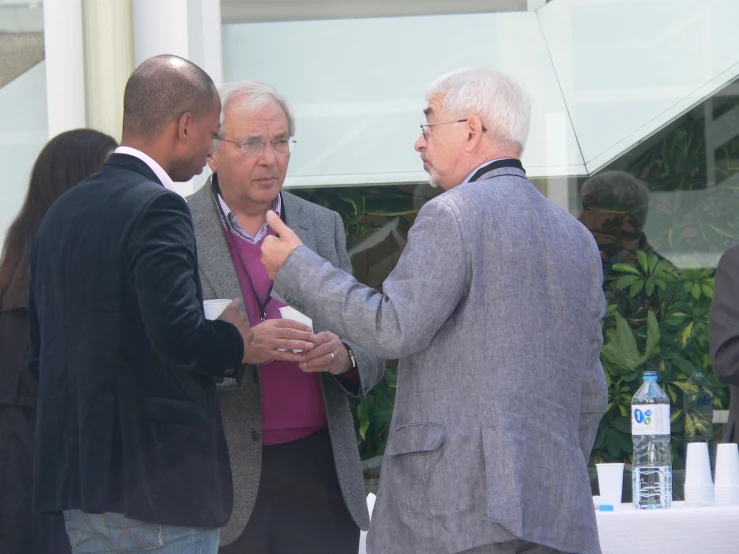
[468, 158, 524, 183]
[222, 229, 272, 322]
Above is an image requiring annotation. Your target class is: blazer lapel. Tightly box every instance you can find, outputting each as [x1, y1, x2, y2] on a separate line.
[281, 191, 316, 251]
[190, 178, 244, 302]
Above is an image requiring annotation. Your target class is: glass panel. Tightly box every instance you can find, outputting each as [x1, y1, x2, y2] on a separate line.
[577, 79, 739, 494]
[0, 0, 47, 244]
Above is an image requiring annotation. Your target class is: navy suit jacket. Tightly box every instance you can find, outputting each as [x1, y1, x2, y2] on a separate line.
[29, 154, 244, 528]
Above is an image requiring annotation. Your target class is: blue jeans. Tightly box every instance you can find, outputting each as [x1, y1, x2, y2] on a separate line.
[62, 510, 220, 553]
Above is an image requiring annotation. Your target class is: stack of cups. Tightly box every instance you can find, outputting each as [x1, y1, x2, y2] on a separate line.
[714, 443, 739, 506]
[684, 442, 714, 506]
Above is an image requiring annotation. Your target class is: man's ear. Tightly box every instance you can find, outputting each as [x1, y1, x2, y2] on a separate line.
[177, 112, 193, 142]
[206, 151, 217, 172]
[465, 116, 486, 151]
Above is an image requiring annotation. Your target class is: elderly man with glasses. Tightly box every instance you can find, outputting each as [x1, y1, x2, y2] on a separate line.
[186, 81, 384, 554]
[261, 68, 608, 554]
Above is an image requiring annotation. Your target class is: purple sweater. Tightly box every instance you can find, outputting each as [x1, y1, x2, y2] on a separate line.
[225, 228, 327, 445]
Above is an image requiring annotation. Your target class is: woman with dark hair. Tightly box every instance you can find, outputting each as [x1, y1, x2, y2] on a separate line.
[0, 128, 118, 554]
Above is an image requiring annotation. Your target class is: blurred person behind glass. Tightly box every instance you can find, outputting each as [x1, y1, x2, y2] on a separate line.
[578, 170, 659, 272]
[0, 129, 118, 554]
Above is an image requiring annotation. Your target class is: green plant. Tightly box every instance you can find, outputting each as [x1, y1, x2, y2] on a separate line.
[592, 256, 726, 470]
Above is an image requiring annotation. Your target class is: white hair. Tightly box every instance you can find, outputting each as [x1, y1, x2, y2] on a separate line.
[426, 67, 531, 152]
[213, 81, 295, 150]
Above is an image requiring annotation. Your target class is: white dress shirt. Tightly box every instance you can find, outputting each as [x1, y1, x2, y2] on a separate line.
[114, 146, 182, 196]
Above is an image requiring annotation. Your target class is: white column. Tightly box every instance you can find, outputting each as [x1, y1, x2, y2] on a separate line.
[132, 0, 222, 84]
[82, 0, 135, 141]
[43, 0, 86, 138]
[132, 0, 223, 194]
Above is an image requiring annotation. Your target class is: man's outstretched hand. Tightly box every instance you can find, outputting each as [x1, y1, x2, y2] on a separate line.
[261, 210, 303, 279]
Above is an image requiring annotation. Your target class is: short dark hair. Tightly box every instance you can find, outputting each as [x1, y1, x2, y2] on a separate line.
[122, 54, 216, 140]
[0, 129, 118, 309]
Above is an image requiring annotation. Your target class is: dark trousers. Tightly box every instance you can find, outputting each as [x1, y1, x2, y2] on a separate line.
[220, 427, 360, 554]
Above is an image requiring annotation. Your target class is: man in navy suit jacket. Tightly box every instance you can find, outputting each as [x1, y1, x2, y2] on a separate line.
[28, 55, 302, 554]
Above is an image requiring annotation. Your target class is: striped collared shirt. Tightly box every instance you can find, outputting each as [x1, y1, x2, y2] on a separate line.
[216, 189, 282, 244]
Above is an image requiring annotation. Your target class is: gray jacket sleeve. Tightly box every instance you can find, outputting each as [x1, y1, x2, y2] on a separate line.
[274, 197, 470, 360]
[329, 210, 385, 397]
[579, 233, 608, 463]
[710, 245, 739, 386]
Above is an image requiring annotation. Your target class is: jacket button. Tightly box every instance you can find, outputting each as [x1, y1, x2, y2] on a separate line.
[251, 430, 261, 441]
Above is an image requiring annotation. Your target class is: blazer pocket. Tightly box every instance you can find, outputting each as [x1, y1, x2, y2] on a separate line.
[385, 423, 444, 455]
[146, 397, 206, 425]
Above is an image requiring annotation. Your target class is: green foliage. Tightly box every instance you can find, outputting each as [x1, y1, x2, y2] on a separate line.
[593, 258, 726, 470]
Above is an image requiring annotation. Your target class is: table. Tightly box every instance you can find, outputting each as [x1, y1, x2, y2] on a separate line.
[359, 496, 739, 553]
[596, 501, 739, 554]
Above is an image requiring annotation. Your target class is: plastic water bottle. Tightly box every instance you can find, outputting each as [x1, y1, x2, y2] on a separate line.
[632, 371, 673, 509]
[683, 368, 714, 468]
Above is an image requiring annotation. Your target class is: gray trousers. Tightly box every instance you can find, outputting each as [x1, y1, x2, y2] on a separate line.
[460, 540, 568, 554]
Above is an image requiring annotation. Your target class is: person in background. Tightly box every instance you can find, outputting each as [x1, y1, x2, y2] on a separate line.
[578, 170, 661, 273]
[29, 55, 278, 554]
[261, 67, 607, 554]
[0, 128, 117, 554]
[188, 80, 384, 553]
[710, 244, 739, 442]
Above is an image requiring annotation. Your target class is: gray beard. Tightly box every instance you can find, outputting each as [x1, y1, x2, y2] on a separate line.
[427, 174, 439, 188]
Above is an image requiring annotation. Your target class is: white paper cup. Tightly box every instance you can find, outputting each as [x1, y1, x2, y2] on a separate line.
[685, 442, 714, 486]
[278, 306, 313, 353]
[715, 443, 739, 487]
[203, 299, 231, 320]
[596, 463, 624, 506]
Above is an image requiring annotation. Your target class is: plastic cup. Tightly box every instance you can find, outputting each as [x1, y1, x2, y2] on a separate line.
[685, 442, 714, 486]
[596, 463, 625, 507]
[278, 306, 313, 353]
[715, 443, 739, 487]
[684, 483, 714, 506]
[203, 299, 231, 320]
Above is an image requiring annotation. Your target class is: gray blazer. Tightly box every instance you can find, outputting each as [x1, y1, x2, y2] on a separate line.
[710, 243, 739, 442]
[273, 165, 608, 554]
[187, 179, 384, 545]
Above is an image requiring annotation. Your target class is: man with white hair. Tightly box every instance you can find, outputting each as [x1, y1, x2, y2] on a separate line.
[261, 68, 608, 553]
[186, 81, 384, 553]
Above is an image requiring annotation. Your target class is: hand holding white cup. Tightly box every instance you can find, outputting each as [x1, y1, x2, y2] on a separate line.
[203, 299, 232, 320]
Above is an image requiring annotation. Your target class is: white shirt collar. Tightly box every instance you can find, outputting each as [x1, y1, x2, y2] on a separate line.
[114, 146, 181, 196]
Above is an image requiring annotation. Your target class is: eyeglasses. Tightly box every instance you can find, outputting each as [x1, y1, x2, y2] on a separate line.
[419, 118, 487, 140]
[214, 135, 296, 157]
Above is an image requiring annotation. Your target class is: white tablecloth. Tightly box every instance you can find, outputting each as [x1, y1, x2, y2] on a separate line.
[359, 496, 739, 554]
[596, 501, 739, 554]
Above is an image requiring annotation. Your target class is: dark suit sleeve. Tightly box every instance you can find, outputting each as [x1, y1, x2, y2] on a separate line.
[710, 246, 739, 386]
[329, 210, 386, 397]
[127, 191, 243, 375]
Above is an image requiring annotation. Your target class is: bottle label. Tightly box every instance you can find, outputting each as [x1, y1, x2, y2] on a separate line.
[632, 404, 670, 436]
